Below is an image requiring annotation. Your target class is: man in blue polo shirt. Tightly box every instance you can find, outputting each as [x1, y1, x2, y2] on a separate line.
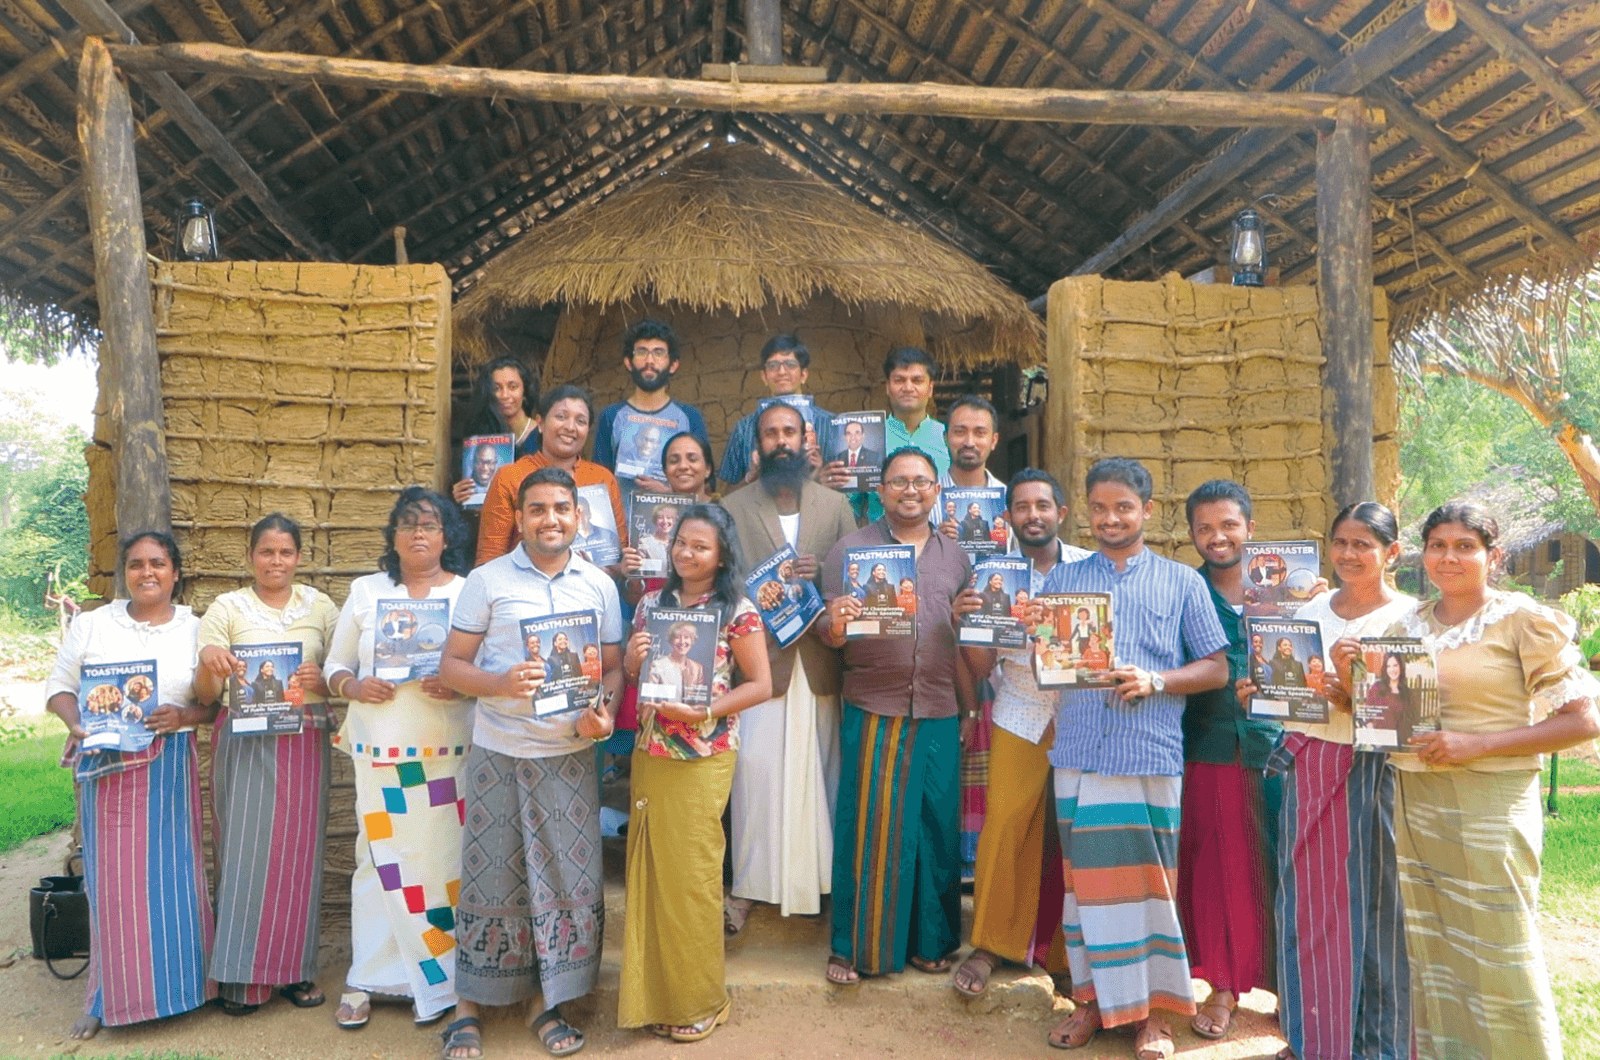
[1036, 457, 1228, 1059]
[822, 346, 948, 521]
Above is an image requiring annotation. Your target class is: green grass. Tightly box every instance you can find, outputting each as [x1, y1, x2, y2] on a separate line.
[0, 714, 73, 853]
[1555, 974, 1600, 1060]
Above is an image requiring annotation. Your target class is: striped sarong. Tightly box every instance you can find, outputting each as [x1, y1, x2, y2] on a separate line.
[455, 746, 603, 1009]
[1053, 768, 1192, 1027]
[830, 703, 960, 975]
[78, 733, 215, 1025]
[209, 717, 330, 1004]
[1396, 768, 1559, 1060]
[1270, 735, 1410, 1060]
[1176, 760, 1277, 995]
[957, 679, 995, 880]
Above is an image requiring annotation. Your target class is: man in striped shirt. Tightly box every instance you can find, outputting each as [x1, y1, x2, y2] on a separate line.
[1037, 458, 1228, 1060]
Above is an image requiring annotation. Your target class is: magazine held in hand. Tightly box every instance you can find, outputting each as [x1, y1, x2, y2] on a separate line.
[460, 433, 514, 509]
[639, 607, 719, 706]
[1030, 592, 1116, 689]
[1353, 637, 1440, 753]
[373, 598, 450, 682]
[628, 489, 695, 577]
[842, 544, 916, 638]
[612, 410, 677, 481]
[79, 659, 158, 752]
[960, 556, 1030, 648]
[227, 641, 306, 735]
[573, 482, 622, 566]
[827, 411, 887, 491]
[1243, 617, 1329, 723]
[520, 611, 602, 717]
[746, 543, 825, 648]
[1241, 540, 1321, 617]
[942, 486, 1008, 559]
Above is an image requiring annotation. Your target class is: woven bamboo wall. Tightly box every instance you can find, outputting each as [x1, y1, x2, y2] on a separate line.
[1044, 274, 1397, 566]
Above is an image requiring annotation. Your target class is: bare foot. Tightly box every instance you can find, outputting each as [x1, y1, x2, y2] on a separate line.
[69, 1015, 101, 1040]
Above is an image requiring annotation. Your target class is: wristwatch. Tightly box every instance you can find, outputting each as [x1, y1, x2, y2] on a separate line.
[1150, 671, 1167, 695]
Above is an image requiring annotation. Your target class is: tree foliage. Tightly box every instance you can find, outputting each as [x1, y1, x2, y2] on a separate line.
[0, 383, 91, 621]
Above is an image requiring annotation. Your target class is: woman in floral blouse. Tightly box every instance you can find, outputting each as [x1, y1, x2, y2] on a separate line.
[617, 503, 771, 1041]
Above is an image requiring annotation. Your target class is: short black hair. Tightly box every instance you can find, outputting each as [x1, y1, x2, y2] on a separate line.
[623, 318, 679, 363]
[882, 346, 935, 379]
[518, 465, 579, 508]
[945, 394, 998, 432]
[1185, 479, 1252, 526]
[760, 333, 809, 370]
[540, 383, 593, 422]
[1085, 457, 1152, 504]
[1006, 467, 1065, 509]
[882, 446, 938, 481]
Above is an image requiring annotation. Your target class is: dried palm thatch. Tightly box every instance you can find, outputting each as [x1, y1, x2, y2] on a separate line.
[454, 144, 1043, 370]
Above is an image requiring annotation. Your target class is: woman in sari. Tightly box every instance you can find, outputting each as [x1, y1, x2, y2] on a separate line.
[1383, 501, 1599, 1060]
[619, 504, 771, 1042]
[1237, 502, 1414, 1060]
[323, 487, 474, 1029]
[46, 531, 214, 1040]
[194, 513, 340, 1014]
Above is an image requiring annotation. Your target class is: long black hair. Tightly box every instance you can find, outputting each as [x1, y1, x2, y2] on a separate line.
[379, 487, 471, 583]
[656, 502, 745, 625]
[461, 357, 538, 437]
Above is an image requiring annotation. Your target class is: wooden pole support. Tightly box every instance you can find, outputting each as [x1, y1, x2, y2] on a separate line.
[78, 37, 172, 565]
[393, 225, 408, 265]
[745, 0, 782, 66]
[1318, 101, 1375, 509]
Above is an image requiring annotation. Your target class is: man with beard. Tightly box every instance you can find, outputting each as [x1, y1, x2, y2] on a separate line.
[861, 564, 897, 608]
[593, 319, 708, 492]
[1177, 480, 1290, 1043]
[720, 333, 835, 489]
[823, 347, 948, 521]
[951, 469, 1090, 1001]
[722, 401, 857, 930]
[1036, 459, 1229, 1058]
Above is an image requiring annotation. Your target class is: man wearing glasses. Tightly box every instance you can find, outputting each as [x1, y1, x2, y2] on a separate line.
[592, 318, 709, 491]
[720, 333, 834, 489]
[817, 447, 985, 986]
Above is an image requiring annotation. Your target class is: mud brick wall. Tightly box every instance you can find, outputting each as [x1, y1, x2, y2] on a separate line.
[1044, 274, 1397, 566]
[84, 261, 452, 960]
[539, 292, 928, 460]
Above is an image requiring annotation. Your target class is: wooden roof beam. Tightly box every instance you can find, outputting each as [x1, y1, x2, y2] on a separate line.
[58, 0, 335, 260]
[1063, 1, 1437, 287]
[1451, 0, 1600, 142]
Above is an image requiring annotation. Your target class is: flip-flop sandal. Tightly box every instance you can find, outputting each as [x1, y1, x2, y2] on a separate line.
[279, 981, 325, 1008]
[1047, 1004, 1101, 1050]
[825, 954, 861, 986]
[669, 998, 732, 1043]
[336, 990, 371, 1030]
[535, 1014, 585, 1057]
[952, 950, 999, 997]
[723, 896, 751, 937]
[217, 998, 261, 1017]
[907, 953, 954, 974]
[1190, 996, 1236, 1039]
[1134, 1019, 1175, 1060]
[439, 1016, 482, 1060]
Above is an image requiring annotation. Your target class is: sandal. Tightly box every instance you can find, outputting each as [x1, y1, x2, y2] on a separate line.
[1134, 1016, 1175, 1060]
[669, 998, 731, 1042]
[535, 1012, 585, 1057]
[723, 895, 752, 937]
[1190, 991, 1236, 1040]
[416, 1007, 450, 1027]
[907, 953, 954, 974]
[952, 949, 999, 997]
[217, 997, 261, 1017]
[440, 1016, 483, 1060]
[279, 980, 325, 1008]
[825, 954, 861, 985]
[1047, 1001, 1101, 1049]
[336, 990, 370, 1030]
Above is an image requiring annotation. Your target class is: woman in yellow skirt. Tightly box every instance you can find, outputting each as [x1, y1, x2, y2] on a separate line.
[619, 503, 771, 1042]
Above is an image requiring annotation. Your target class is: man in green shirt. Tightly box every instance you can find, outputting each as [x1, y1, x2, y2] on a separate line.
[822, 346, 949, 521]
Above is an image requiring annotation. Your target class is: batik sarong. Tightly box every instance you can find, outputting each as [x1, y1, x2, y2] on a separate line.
[78, 733, 215, 1025]
[454, 746, 603, 1009]
[1396, 768, 1558, 1060]
[1270, 734, 1410, 1060]
[957, 679, 995, 880]
[830, 703, 960, 975]
[209, 716, 330, 1004]
[1054, 768, 1193, 1028]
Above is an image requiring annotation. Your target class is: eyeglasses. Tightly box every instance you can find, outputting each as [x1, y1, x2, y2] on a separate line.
[396, 522, 443, 536]
[763, 358, 802, 371]
[630, 346, 672, 363]
[885, 477, 936, 492]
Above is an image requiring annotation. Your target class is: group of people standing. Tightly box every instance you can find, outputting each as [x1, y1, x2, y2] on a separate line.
[44, 316, 1599, 1060]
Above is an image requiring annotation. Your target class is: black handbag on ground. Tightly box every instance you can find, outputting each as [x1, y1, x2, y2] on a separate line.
[29, 874, 90, 979]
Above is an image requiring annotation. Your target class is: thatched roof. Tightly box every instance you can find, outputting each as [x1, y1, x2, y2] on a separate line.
[453, 144, 1044, 368]
[1400, 469, 1565, 562]
[9, 0, 1600, 347]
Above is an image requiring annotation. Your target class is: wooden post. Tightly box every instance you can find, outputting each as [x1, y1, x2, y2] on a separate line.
[1318, 101, 1374, 509]
[746, 0, 782, 65]
[392, 225, 408, 264]
[78, 37, 171, 562]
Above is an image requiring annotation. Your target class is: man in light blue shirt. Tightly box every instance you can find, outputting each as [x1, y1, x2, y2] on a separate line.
[822, 346, 948, 521]
[439, 465, 623, 1060]
[1036, 458, 1228, 1057]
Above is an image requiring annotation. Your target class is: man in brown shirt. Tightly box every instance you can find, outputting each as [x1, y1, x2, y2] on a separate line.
[722, 402, 859, 930]
[818, 447, 981, 984]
